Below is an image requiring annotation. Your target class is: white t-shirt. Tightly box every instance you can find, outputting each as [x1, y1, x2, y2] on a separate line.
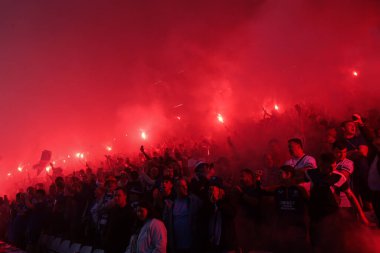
[284, 155, 317, 170]
[285, 154, 316, 196]
[336, 158, 354, 175]
[336, 158, 354, 207]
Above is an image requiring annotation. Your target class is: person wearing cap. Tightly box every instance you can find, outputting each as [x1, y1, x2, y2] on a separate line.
[126, 201, 167, 253]
[206, 176, 238, 253]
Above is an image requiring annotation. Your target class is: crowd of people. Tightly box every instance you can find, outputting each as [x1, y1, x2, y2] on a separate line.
[1, 113, 380, 253]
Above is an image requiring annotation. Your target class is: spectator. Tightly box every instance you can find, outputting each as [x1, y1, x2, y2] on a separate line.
[104, 187, 136, 253]
[206, 176, 238, 253]
[126, 201, 167, 253]
[163, 178, 203, 253]
[273, 165, 309, 253]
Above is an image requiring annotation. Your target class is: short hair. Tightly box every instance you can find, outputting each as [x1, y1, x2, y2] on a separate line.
[288, 138, 303, 148]
[332, 140, 347, 150]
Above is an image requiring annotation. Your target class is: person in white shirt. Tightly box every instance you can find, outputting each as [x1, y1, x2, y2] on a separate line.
[126, 201, 167, 253]
[284, 138, 317, 194]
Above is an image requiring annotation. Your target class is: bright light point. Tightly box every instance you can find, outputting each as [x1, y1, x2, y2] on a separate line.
[352, 71, 358, 77]
[45, 166, 51, 172]
[76, 153, 81, 158]
[217, 113, 224, 123]
[7, 172, 11, 176]
[141, 131, 147, 140]
[17, 166, 23, 172]
[106, 146, 112, 152]
[177, 116, 181, 120]
[80, 153, 84, 159]
[63, 160, 66, 163]
[274, 104, 279, 111]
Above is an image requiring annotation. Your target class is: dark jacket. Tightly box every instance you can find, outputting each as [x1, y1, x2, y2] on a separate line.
[163, 194, 202, 252]
[205, 195, 238, 251]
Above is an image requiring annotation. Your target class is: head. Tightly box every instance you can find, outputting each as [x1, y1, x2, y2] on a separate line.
[342, 121, 356, 137]
[161, 176, 174, 196]
[208, 176, 224, 203]
[333, 140, 348, 161]
[27, 186, 35, 197]
[35, 189, 46, 202]
[194, 162, 210, 179]
[175, 178, 188, 198]
[114, 187, 127, 207]
[136, 201, 154, 221]
[318, 152, 337, 174]
[240, 168, 254, 187]
[288, 138, 304, 158]
[149, 167, 160, 179]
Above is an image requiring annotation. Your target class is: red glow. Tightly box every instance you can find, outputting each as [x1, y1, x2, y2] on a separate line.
[177, 116, 181, 120]
[106, 146, 112, 151]
[141, 131, 147, 140]
[217, 113, 224, 123]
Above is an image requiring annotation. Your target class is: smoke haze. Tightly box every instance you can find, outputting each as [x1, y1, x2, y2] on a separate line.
[1, 0, 380, 191]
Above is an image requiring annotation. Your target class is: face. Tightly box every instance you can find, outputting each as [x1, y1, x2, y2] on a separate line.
[176, 179, 188, 197]
[334, 148, 347, 161]
[208, 186, 221, 202]
[162, 180, 173, 195]
[344, 122, 356, 135]
[114, 189, 127, 207]
[288, 142, 303, 157]
[136, 206, 148, 221]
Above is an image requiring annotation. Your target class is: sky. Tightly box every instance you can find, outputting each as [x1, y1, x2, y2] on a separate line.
[1, 0, 380, 190]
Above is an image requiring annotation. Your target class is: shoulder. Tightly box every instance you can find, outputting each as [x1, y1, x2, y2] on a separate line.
[149, 219, 167, 232]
